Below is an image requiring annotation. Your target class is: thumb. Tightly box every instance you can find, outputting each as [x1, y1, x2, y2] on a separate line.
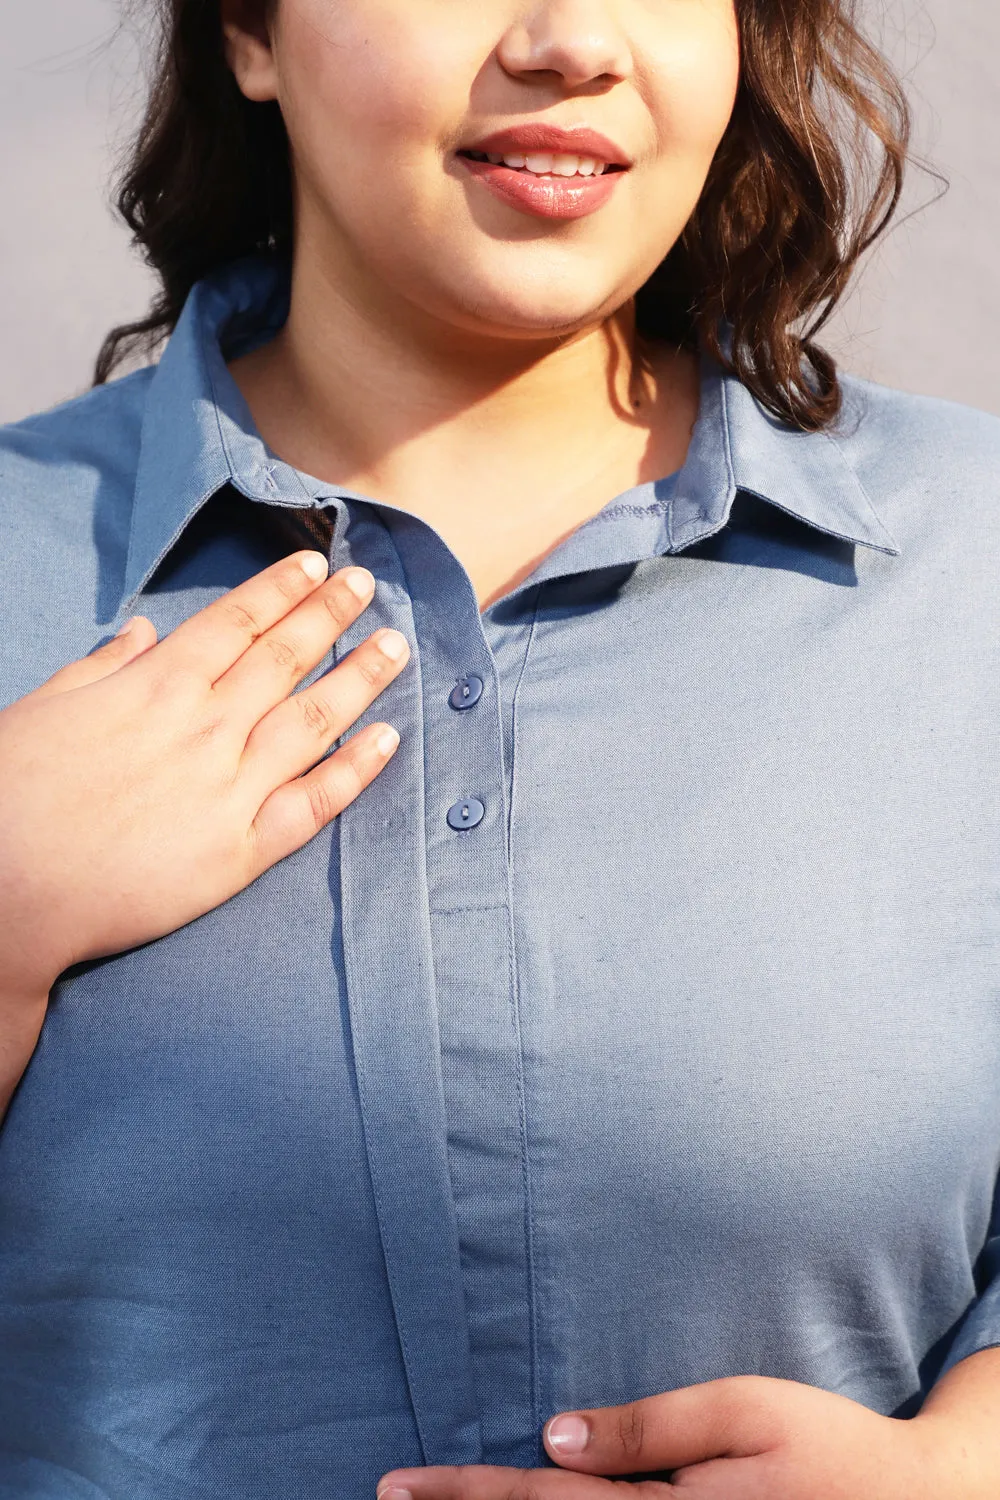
[31, 615, 159, 698]
[543, 1376, 785, 1477]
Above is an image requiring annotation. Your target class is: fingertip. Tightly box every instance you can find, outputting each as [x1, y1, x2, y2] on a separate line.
[375, 725, 400, 757]
[377, 1472, 420, 1500]
[341, 566, 375, 601]
[114, 615, 157, 652]
[545, 1413, 591, 1459]
[300, 551, 330, 583]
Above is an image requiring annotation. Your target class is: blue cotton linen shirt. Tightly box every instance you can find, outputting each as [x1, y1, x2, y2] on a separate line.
[1, 258, 999, 1500]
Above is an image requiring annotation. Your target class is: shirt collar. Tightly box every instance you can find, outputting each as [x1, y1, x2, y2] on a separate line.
[121, 258, 345, 612]
[119, 258, 899, 614]
[669, 359, 900, 557]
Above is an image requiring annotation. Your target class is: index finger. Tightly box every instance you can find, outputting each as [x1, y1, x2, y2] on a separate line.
[156, 551, 354, 682]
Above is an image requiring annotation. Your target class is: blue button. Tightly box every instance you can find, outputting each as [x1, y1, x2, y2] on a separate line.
[449, 675, 484, 711]
[447, 797, 486, 831]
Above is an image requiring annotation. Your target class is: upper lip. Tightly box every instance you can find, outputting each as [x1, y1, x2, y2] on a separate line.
[459, 124, 632, 167]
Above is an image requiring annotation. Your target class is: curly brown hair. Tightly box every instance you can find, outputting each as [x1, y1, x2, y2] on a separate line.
[95, 0, 910, 431]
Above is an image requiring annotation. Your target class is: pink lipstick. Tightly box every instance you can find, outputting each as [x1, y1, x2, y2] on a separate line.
[456, 124, 631, 222]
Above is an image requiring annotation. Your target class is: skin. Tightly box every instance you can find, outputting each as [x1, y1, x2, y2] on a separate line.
[0, 0, 996, 1492]
[0, 559, 409, 1113]
[220, 2, 999, 1491]
[376, 1353, 1000, 1498]
[223, 0, 740, 607]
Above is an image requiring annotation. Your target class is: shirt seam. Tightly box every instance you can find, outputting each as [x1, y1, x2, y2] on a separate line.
[583, 499, 671, 525]
[507, 582, 544, 1455]
[429, 903, 509, 916]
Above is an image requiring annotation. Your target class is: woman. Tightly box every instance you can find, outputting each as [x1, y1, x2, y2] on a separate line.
[0, 0, 998, 1496]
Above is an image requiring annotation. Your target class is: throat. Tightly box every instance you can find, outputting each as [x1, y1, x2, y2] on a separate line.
[227, 305, 699, 613]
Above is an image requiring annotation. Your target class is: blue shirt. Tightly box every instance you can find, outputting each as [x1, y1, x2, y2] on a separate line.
[1, 258, 999, 1500]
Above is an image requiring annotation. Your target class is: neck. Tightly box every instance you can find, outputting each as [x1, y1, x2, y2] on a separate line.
[229, 244, 699, 607]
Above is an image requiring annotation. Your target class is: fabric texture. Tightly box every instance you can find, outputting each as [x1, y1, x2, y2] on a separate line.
[0, 257, 998, 1499]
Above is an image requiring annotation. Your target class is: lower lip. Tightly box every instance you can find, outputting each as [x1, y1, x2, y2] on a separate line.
[457, 156, 624, 221]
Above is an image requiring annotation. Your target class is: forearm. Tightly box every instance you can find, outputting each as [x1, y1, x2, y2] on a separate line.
[0, 991, 47, 1121]
[912, 1346, 1000, 1493]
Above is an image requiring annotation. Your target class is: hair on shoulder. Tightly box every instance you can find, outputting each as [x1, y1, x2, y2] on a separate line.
[96, 0, 910, 432]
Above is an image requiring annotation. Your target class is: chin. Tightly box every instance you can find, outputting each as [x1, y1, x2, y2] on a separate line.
[436, 270, 628, 342]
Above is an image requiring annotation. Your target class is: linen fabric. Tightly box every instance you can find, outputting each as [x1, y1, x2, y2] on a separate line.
[0, 258, 998, 1499]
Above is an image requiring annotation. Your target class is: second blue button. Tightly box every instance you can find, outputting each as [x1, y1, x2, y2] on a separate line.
[449, 675, 484, 711]
[447, 798, 486, 831]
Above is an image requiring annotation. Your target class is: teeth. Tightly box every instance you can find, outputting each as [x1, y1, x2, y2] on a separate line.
[466, 149, 612, 177]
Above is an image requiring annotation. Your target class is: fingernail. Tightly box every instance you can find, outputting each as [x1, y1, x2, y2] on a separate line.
[300, 552, 329, 582]
[377, 1489, 413, 1500]
[376, 727, 400, 756]
[342, 566, 374, 600]
[378, 631, 408, 661]
[115, 616, 139, 638]
[546, 1414, 590, 1455]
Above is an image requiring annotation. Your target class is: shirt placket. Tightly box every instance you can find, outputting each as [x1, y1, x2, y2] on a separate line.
[398, 512, 543, 1465]
[338, 498, 539, 1458]
[327, 501, 482, 1467]
[418, 583, 542, 1469]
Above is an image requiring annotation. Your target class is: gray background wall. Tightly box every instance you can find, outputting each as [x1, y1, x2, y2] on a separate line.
[0, 0, 996, 425]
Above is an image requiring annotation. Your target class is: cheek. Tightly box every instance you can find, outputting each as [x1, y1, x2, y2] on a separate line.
[644, 5, 740, 160]
[274, 0, 469, 166]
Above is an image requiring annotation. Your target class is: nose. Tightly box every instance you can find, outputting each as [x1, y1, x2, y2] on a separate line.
[497, 0, 634, 90]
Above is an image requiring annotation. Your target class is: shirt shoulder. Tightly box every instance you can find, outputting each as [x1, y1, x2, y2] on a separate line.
[832, 375, 1000, 554]
[0, 370, 155, 698]
[840, 370, 1000, 445]
[0, 367, 154, 527]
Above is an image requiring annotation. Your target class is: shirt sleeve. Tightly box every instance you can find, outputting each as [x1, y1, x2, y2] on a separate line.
[933, 1188, 1000, 1383]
